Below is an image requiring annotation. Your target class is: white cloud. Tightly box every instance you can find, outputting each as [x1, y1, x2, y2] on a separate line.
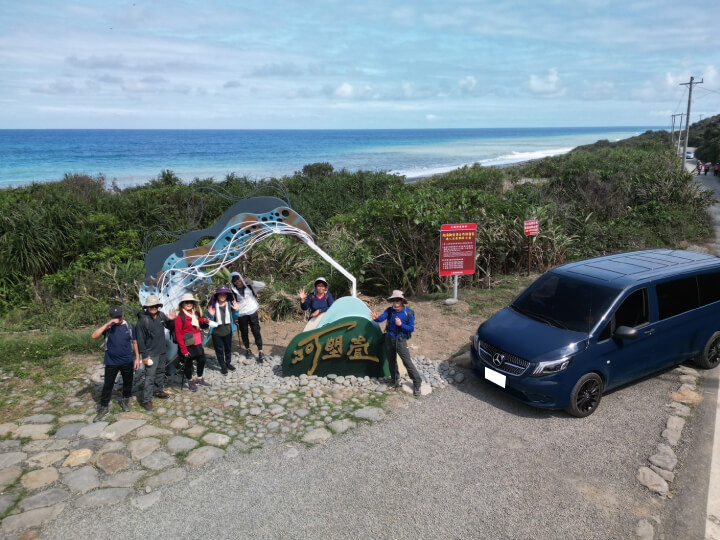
[426, 113, 437, 120]
[528, 69, 566, 98]
[330, 82, 374, 100]
[458, 75, 478, 95]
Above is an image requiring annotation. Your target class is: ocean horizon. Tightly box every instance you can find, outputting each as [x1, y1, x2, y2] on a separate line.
[0, 126, 662, 188]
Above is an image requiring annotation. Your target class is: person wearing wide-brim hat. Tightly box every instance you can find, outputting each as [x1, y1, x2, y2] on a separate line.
[175, 292, 212, 392]
[297, 276, 335, 320]
[136, 294, 178, 411]
[206, 286, 240, 374]
[371, 290, 423, 397]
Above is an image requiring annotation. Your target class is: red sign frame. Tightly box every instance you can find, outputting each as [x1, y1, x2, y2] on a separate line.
[439, 223, 477, 276]
[524, 219, 539, 236]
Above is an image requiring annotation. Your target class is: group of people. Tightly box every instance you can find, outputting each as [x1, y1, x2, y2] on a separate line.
[92, 273, 423, 422]
[697, 161, 719, 176]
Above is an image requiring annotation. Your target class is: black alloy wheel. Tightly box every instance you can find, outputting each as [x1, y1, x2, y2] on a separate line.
[696, 331, 720, 369]
[565, 373, 603, 418]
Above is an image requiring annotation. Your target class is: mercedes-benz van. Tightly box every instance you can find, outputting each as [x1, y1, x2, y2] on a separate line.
[471, 250, 720, 417]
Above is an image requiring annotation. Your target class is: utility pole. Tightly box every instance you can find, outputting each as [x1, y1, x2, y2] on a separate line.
[671, 113, 685, 154]
[680, 77, 702, 170]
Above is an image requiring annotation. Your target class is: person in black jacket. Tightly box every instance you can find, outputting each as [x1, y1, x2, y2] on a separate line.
[137, 295, 177, 411]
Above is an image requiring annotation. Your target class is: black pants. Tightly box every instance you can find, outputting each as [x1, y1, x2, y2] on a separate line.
[237, 312, 262, 350]
[212, 332, 233, 367]
[183, 344, 206, 379]
[100, 362, 134, 406]
[386, 335, 422, 388]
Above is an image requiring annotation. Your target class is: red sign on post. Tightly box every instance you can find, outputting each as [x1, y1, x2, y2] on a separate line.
[439, 223, 477, 276]
[524, 219, 539, 236]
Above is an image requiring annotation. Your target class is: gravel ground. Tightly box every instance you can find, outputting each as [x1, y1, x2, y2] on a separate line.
[41, 366, 678, 539]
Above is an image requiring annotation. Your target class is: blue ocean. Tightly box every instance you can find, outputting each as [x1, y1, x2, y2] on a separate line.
[0, 127, 660, 188]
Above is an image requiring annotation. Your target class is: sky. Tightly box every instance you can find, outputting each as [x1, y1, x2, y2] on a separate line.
[1, 0, 719, 129]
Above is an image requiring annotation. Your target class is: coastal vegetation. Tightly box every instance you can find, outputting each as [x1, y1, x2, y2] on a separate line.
[689, 113, 720, 163]
[0, 129, 713, 333]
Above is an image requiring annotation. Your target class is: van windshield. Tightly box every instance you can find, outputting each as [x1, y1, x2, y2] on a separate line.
[511, 272, 617, 333]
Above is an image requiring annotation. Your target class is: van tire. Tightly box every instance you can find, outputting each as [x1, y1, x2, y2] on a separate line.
[695, 331, 720, 369]
[565, 373, 603, 418]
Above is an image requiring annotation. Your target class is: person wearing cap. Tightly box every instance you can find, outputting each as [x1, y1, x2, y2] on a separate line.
[371, 290, 423, 397]
[175, 293, 212, 392]
[91, 305, 141, 421]
[298, 277, 335, 319]
[206, 286, 240, 374]
[230, 272, 267, 362]
[137, 295, 177, 411]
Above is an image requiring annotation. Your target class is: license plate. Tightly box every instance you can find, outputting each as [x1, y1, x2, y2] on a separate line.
[484, 367, 506, 388]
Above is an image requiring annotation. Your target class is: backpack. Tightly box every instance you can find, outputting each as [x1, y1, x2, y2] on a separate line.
[384, 307, 414, 339]
[139, 311, 175, 344]
[102, 320, 132, 351]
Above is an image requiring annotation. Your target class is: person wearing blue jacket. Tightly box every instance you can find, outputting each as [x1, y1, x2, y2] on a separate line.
[206, 286, 240, 375]
[298, 277, 334, 319]
[371, 290, 422, 397]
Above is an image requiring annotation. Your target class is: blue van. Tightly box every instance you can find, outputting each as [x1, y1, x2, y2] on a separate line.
[471, 249, 720, 417]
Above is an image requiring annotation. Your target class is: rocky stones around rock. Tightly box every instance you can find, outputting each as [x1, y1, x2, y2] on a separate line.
[95, 452, 131, 475]
[26, 451, 68, 469]
[202, 433, 230, 447]
[169, 417, 190, 430]
[662, 416, 685, 446]
[53, 423, 86, 439]
[14, 424, 53, 440]
[636, 466, 669, 497]
[667, 402, 692, 417]
[61, 466, 100, 493]
[74, 488, 133, 508]
[134, 425, 174, 438]
[144, 467, 186, 488]
[328, 419, 355, 434]
[650, 465, 675, 483]
[78, 422, 108, 439]
[128, 438, 161, 461]
[18, 488, 70, 512]
[302, 428, 332, 445]
[1, 502, 65, 536]
[58, 414, 89, 424]
[0, 423, 18, 437]
[184, 446, 225, 467]
[0, 452, 27, 469]
[19, 414, 56, 424]
[669, 388, 703, 406]
[0, 466, 22, 490]
[635, 519, 654, 540]
[100, 419, 147, 441]
[62, 449, 93, 468]
[648, 444, 677, 471]
[140, 451, 176, 471]
[20, 468, 59, 491]
[101, 470, 147, 488]
[183, 426, 206, 438]
[166, 436, 199, 455]
[352, 407, 386, 422]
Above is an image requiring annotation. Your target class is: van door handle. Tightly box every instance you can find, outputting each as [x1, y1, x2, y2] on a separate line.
[644, 329, 655, 335]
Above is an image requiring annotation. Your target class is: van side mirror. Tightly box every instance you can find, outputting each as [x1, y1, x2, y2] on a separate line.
[613, 325, 638, 340]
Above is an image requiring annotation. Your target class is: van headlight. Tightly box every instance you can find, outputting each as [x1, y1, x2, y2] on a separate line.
[531, 356, 573, 377]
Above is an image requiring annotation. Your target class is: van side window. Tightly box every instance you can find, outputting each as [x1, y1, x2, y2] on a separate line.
[698, 272, 720, 306]
[598, 289, 648, 341]
[657, 277, 700, 320]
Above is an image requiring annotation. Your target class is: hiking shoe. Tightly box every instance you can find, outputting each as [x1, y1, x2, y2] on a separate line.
[154, 390, 171, 399]
[188, 380, 198, 392]
[142, 401, 153, 411]
[220, 367, 228, 375]
[119, 398, 131, 412]
[256, 352, 265, 364]
[93, 406, 109, 423]
[196, 378, 211, 387]
[245, 348, 253, 358]
[226, 363, 236, 371]
[413, 386, 421, 397]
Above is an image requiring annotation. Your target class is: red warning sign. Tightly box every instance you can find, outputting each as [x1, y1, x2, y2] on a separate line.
[439, 223, 477, 276]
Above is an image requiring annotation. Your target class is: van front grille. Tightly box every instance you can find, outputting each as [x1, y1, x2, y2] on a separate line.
[479, 340, 530, 376]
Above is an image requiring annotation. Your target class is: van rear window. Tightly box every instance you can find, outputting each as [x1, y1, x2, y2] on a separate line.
[698, 272, 720, 306]
[656, 277, 700, 319]
[511, 272, 617, 333]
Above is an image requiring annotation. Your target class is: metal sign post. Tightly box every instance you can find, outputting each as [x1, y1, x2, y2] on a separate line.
[439, 223, 477, 305]
[524, 219, 539, 276]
